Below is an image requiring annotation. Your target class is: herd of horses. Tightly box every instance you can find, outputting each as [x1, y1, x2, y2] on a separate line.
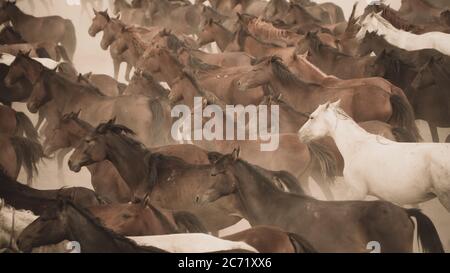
[0, 0, 450, 253]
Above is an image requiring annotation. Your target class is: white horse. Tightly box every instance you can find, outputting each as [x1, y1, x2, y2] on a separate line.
[129, 234, 258, 253]
[356, 12, 450, 56]
[298, 101, 450, 211]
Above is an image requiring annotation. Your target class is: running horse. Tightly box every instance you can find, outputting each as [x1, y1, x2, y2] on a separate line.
[0, 1, 76, 60]
[197, 149, 444, 253]
[298, 101, 450, 211]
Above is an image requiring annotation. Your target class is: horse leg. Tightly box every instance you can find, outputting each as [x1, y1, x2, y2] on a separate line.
[113, 58, 121, 80]
[125, 64, 133, 82]
[429, 123, 440, 143]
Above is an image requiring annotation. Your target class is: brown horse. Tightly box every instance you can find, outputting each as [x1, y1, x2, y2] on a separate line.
[197, 19, 235, 51]
[137, 47, 265, 106]
[197, 150, 444, 253]
[223, 226, 317, 253]
[67, 120, 302, 232]
[89, 201, 207, 236]
[363, 3, 450, 34]
[80, 72, 126, 96]
[7, 55, 175, 147]
[297, 31, 375, 79]
[43, 112, 132, 204]
[123, 70, 169, 98]
[16, 199, 167, 253]
[113, 0, 148, 26]
[399, 0, 443, 25]
[236, 56, 421, 141]
[0, 1, 76, 60]
[153, 29, 254, 68]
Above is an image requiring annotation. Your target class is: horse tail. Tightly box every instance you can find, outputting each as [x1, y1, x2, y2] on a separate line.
[287, 233, 317, 253]
[173, 211, 208, 234]
[62, 20, 77, 61]
[392, 127, 416, 143]
[15, 112, 39, 143]
[10, 137, 45, 186]
[389, 94, 422, 141]
[308, 141, 337, 182]
[407, 209, 444, 253]
[55, 45, 72, 64]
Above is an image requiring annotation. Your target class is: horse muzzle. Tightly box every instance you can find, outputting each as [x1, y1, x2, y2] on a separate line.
[68, 160, 82, 173]
[27, 102, 39, 114]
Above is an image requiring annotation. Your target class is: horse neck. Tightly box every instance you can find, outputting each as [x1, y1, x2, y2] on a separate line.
[6, 5, 31, 26]
[213, 24, 233, 50]
[161, 54, 184, 86]
[296, 56, 328, 82]
[329, 112, 372, 156]
[231, 161, 296, 224]
[104, 134, 150, 190]
[66, 206, 129, 252]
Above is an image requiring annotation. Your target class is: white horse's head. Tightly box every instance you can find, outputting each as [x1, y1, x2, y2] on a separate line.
[298, 100, 342, 143]
[356, 12, 385, 40]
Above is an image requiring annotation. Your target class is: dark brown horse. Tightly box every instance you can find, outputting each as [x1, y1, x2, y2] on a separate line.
[67, 120, 302, 232]
[43, 112, 132, 204]
[197, 150, 444, 253]
[0, 168, 106, 215]
[0, 1, 76, 60]
[16, 199, 167, 253]
[236, 56, 421, 141]
[296, 31, 374, 79]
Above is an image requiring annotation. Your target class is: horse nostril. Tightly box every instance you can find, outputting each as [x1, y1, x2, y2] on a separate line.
[195, 196, 200, 204]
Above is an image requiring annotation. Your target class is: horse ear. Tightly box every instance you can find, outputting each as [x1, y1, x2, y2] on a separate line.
[93, 8, 98, 15]
[24, 50, 31, 57]
[331, 99, 342, 109]
[115, 14, 120, 20]
[75, 109, 82, 118]
[276, 93, 283, 101]
[232, 147, 240, 161]
[109, 117, 117, 125]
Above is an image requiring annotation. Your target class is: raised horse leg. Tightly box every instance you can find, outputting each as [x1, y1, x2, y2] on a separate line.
[429, 123, 440, 143]
[124, 63, 133, 82]
[113, 57, 121, 80]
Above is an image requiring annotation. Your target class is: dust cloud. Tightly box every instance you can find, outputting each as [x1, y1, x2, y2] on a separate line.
[10, 0, 450, 250]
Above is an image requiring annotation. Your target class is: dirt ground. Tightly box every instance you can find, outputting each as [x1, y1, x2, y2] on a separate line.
[11, 0, 450, 251]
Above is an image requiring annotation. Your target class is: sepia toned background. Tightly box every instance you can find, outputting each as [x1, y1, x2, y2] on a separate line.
[10, 0, 450, 250]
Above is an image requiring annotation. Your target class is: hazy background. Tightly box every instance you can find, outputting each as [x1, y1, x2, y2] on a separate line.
[10, 0, 450, 250]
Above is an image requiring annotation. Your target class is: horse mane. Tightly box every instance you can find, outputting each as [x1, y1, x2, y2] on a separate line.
[137, 71, 169, 95]
[237, 25, 284, 49]
[366, 4, 419, 32]
[247, 17, 289, 40]
[122, 28, 149, 54]
[47, 69, 106, 97]
[269, 56, 319, 88]
[304, 32, 350, 58]
[61, 199, 159, 250]
[158, 30, 187, 52]
[234, 157, 314, 200]
[61, 113, 94, 132]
